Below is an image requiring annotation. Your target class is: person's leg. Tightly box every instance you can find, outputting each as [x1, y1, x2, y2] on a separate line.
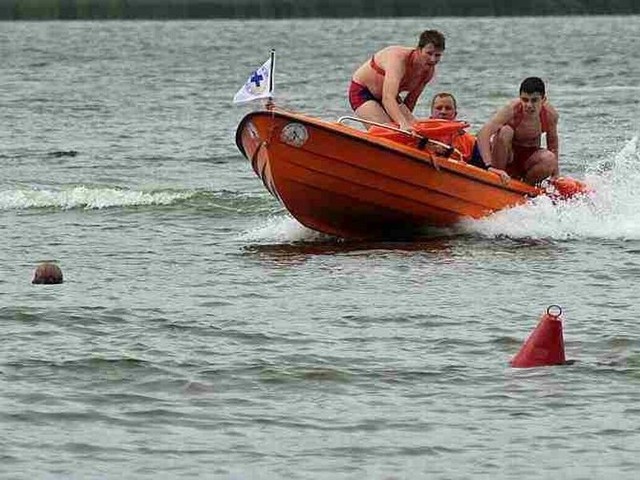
[523, 150, 558, 185]
[355, 101, 392, 128]
[490, 126, 514, 170]
[467, 142, 484, 167]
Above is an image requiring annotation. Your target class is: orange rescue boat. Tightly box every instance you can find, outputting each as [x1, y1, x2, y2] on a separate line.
[235, 106, 586, 239]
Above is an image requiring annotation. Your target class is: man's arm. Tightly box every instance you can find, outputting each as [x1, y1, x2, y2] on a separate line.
[476, 104, 514, 168]
[546, 107, 560, 177]
[381, 57, 412, 130]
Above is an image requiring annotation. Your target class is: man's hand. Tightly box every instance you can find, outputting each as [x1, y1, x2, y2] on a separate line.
[400, 123, 413, 132]
[488, 166, 510, 184]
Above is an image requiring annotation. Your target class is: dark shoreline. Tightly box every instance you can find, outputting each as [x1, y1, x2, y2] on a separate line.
[1, 0, 639, 20]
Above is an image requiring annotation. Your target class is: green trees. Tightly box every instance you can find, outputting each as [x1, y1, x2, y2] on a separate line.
[1, 0, 638, 20]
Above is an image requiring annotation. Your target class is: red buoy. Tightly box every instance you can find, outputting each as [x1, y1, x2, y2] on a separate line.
[548, 177, 590, 200]
[510, 305, 566, 368]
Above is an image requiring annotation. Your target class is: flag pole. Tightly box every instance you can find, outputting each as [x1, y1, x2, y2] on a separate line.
[269, 49, 275, 94]
[266, 49, 275, 110]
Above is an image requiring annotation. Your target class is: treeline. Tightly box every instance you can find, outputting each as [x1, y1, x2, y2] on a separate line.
[1, 0, 638, 20]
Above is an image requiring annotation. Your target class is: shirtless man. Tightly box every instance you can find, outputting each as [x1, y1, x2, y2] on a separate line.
[476, 77, 559, 185]
[349, 30, 445, 131]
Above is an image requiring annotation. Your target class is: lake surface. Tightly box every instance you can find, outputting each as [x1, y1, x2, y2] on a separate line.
[2, 16, 640, 479]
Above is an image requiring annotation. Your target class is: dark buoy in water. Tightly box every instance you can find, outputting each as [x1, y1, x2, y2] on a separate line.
[32, 262, 63, 285]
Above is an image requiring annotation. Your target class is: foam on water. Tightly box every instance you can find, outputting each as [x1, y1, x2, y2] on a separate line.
[0, 186, 194, 210]
[239, 215, 330, 243]
[464, 136, 640, 240]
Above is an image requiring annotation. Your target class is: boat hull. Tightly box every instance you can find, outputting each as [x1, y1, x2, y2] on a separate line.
[236, 108, 541, 239]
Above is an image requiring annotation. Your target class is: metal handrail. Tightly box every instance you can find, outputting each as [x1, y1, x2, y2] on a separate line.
[336, 116, 464, 161]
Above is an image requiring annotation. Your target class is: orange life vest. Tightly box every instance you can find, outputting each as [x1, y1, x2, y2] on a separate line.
[368, 119, 475, 160]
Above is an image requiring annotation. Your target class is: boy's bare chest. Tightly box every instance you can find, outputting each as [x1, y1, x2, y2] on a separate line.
[514, 116, 542, 143]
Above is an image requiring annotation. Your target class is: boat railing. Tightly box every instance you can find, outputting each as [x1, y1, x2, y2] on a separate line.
[336, 116, 464, 162]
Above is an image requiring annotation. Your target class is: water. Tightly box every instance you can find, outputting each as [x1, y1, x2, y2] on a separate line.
[2, 16, 640, 479]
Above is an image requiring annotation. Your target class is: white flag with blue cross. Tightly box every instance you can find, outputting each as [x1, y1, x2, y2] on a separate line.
[233, 51, 275, 104]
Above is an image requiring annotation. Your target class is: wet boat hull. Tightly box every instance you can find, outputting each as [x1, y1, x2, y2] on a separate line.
[236, 108, 541, 239]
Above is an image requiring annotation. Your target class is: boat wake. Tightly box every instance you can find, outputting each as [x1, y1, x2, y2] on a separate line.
[0, 186, 194, 211]
[464, 135, 640, 240]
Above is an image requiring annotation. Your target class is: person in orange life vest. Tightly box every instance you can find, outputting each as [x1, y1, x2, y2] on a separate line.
[429, 92, 478, 162]
[348, 30, 445, 132]
[476, 77, 559, 185]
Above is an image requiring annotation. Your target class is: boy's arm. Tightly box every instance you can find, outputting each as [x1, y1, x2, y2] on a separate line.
[381, 57, 412, 130]
[476, 103, 514, 168]
[546, 107, 560, 177]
